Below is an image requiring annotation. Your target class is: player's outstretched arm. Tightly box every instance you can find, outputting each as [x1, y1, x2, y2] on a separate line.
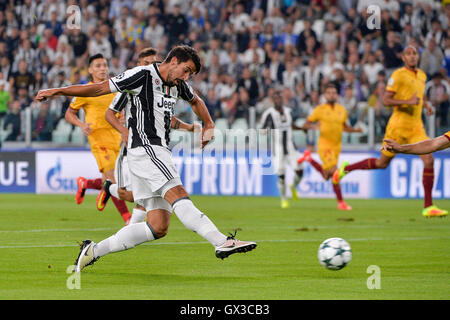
[189, 94, 214, 148]
[35, 80, 111, 102]
[383, 135, 450, 154]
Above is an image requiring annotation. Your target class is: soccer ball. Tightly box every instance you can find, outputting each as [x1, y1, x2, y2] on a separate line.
[318, 237, 352, 270]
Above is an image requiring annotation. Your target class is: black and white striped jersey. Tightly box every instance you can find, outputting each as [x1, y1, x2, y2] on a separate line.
[108, 62, 195, 150]
[259, 106, 296, 155]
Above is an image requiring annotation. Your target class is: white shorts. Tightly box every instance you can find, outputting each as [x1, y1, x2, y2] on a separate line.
[114, 146, 131, 190]
[138, 197, 172, 213]
[127, 145, 181, 200]
[273, 150, 303, 176]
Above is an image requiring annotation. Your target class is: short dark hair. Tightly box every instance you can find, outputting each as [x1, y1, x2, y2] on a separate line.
[138, 47, 158, 60]
[88, 53, 105, 65]
[164, 45, 201, 74]
[325, 83, 338, 91]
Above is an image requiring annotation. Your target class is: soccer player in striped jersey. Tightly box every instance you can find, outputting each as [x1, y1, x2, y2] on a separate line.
[65, 53, 131, 224]
[100, 47, 199, 225]
[333, 46, 448, 218]
[259, 88, 305, 209]
[35, 45, 257, 272]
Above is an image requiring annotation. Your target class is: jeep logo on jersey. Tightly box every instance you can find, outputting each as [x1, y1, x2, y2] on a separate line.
[157, 96, 175, 110]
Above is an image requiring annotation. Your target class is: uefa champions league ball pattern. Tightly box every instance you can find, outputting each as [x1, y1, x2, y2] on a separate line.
[318, 238, 352, 270]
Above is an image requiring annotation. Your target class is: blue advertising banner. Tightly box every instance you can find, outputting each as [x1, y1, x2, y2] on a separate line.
[2, 149, 447, 199]
[0, 152, 36, 193]
[370, 152, 450, 199]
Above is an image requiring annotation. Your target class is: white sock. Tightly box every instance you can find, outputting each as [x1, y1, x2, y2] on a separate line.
[93, 222, 155, 258]
[109, 184, 119, 198]
[172, 198, 227, 247]
[278, 176, 286, 200]
[129, 207, 147, 224]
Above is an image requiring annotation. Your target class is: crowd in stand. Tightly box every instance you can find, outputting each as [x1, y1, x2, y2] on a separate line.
[0, 0, 449, 144]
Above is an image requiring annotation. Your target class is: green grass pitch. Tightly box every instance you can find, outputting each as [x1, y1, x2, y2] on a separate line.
[0, 194, 449, 300]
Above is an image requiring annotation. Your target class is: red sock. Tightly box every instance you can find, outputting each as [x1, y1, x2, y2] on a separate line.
[86, 178, 102, 190]
[310, 158, 324, 177]
[345, 158, 378, 173]
[423, 168, 434, 208]
[111, 196, 131, 222]
[332, 183, 343, 201]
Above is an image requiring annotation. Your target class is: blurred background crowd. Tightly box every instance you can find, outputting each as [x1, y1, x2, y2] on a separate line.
[0, 0, 449, 147]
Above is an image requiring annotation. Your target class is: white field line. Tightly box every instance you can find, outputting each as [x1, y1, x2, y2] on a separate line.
[0, 236, 449, 249]
[0, 223, 448, 234]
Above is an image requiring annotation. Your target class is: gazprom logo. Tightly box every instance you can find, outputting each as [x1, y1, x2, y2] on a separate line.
[46, 158, 77, 191]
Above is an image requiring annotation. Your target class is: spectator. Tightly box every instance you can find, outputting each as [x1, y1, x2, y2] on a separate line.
[32, 102, 54, 141]
[419, 38, 445, 78]
[380, 31, 403, 77]
[204, 87, 221, 120]
[17, 86, 32, 110]
[367, 81, 391, 139]
[89, 31, 112, 60]
[282, 60, 301, 92]
[380, 9, 401, 40]
[3, 100, 22, 141]
[296, 19, 318, 54]
[233, 87, 252, 121]
[15, 39, 36, 72]
[242, 37, 265, 65]
[45, 11, 63, 38]
[276, 21, 298, 50]
[268, 50, 285, 84]
[322, 20, 339, 47]
[68, 28, 89, 58]
[166, 4, 189, 46]
[323, 5, 345, 25]
[125, 16, 145, 46]
[237, 67, 259, 106]
[144, 15, 165, 49]
[301, 57, 323, 95]
[263, 7, 285, 35]
[341, 86, 359, 126]
[0, 79, 9, 119]
[363, 52, 384, 89]
[425, 72, 450, 130]
[8, 59, 33, 99]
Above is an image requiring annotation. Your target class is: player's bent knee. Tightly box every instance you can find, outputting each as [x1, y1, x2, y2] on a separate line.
[146, 221, 168, 239]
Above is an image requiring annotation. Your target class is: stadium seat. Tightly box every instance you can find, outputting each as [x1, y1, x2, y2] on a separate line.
[230, 118, 249, 130]
[70, 125, 85, 144]
[342, 131, 350, 144]
[213, 118, 227, 133]
[0, 118, 12, 141]
[293, 130, 307, 147]
[52, 119, 72, 144]
[226, 119, 248, 151]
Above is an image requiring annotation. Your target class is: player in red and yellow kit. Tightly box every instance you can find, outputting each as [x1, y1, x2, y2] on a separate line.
[298, 83, 362, 210]
[333, 46, 448, 218]
[65, 53, 131, 224]
[383, 131, 450, 154]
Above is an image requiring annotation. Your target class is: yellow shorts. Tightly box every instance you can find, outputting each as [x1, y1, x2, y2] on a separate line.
[382, 123, 429, 157]
[318, 144, 341, 171]
[88, 129, 121, 173]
